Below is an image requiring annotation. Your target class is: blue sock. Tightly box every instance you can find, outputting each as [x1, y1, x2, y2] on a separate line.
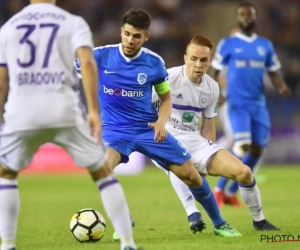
[227, 181, 239, 194]
[189, 177, 225, 227]
[242, 153, 259, 171]
[227, 153, 260, 194]
[215, 176, 229, 190]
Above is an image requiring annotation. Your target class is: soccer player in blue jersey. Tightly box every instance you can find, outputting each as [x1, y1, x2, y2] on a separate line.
[75, 8, 246, 241]
[211, 2, 291, 207]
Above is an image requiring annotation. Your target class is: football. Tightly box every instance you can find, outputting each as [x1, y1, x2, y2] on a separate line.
[70, 208, 106, 242]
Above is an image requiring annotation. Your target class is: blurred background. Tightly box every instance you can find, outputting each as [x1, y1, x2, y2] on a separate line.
[1, 0, 299, 170]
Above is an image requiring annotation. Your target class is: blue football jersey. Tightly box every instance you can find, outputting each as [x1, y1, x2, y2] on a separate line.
[212, 32, 281, 106]
[75, 44, 168, 128]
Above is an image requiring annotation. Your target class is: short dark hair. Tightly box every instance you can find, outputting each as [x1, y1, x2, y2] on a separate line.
[122, 8, 151, 30]
[186, 35, 214, 53]
[237, 1, 257, 11]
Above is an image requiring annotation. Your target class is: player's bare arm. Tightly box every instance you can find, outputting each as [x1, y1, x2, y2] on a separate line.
[212, 69, 226, 106]
[148, 90, 171, 143]
[268, 71, 292, 97]
[201, 116, 216, 142]
[76, 47, 101, 143]
[0, 67, 8, 123]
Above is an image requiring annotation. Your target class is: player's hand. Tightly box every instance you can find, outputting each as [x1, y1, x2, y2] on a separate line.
[218, 95, 226, 106]
[87, 111, 102, 144]
[148, 121, 167, 143]
[279, 84, 292, 97]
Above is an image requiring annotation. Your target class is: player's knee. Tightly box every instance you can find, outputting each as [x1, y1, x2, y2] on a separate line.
[89, 162, 113, 182]
[172, 160, 202, 188]
[188, 169, 202, 188]
[236, 164, 253, 184]
[232, 141, 251, 158]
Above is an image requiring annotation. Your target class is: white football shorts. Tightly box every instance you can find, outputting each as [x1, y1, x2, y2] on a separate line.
[153, 133, 223, 175]
[0, 123, 107, 172]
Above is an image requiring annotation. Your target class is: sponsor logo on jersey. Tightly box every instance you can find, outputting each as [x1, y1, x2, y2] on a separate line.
[137, 73, 147, 85]
[235, 60, 265, 68]
[103, 85, 144, 97]
[182, 111, 194, 123]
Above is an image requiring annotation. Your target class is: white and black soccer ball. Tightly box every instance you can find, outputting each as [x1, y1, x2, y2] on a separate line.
[70, 208, 106, 242]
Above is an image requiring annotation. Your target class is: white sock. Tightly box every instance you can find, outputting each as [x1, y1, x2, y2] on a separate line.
[239, 181, 265, 221]
[96, 175, 136, 249]
[0, 178, 20, 250]
[169, 172, 199, 216]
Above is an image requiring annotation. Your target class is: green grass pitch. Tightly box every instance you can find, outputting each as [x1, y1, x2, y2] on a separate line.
[4, 165, 300, 250]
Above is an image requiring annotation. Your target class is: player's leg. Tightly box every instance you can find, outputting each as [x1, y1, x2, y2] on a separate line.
[248, 106, 270, 171]
[186, 140, 241, 237]
[55, 126, 137, 250]
[207, 148, 279, 230]
[252, 155, 265, 183]
[151, 160, 201, 232]
[156, 156, 239, 236]
[136, 128, 208, 233]
[152, 159, 200, 216]
[214, 102, 235, 206]
[101, 128, 136, 241]
[216, 102, 234, 150]
[225, 107, 270, 202]
[0, 130, 49, 250]
[0, 167, 19, 250]
[97, 147, 135, 242]
[136, 128, 203, 188]
[214, 104, 250, 207]
[138, 128, 237, 235]
[225, 142, 263, 198]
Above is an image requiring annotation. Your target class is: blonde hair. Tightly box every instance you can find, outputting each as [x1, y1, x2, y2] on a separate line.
[186, 35, 214, 54]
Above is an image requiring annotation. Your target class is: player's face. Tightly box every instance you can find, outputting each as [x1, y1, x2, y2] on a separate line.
[184, 44, 211, 83]
[237, 6, 256, 33]
[121, 24, 149, 57]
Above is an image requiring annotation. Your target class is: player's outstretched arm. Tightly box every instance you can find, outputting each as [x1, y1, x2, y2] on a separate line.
[76, 47, 99, 112]
[201, 84, 219, 142]
[0, 67, 8, 123]
[76, 47, 101, 143]
[268, 71, 292, 97]
[156, 90, 172, 124]
[211, 69, 226, 106]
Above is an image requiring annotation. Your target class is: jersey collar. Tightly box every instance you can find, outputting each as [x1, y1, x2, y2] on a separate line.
[118, 43, 142, 62]
[235, 32, 257, 43]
